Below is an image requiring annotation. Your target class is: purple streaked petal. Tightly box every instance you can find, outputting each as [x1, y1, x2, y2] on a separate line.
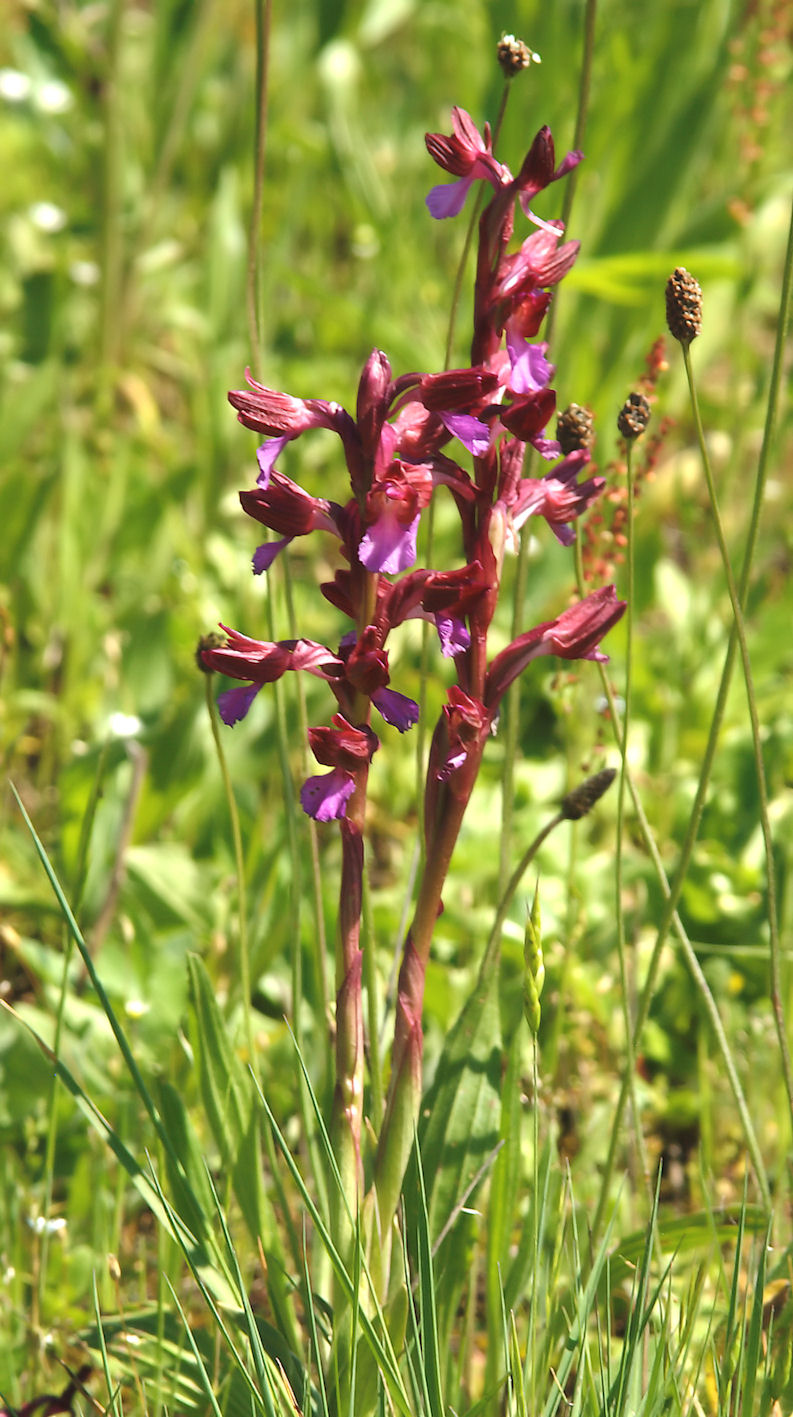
[426, 175, 475, 219]
[252, 536, 292, 574]
[372, 687, 419, 732]
[435, 614, 470, 657]
[532, 435, 562, 460]
[506, 333, 554, 394]
[300, 767, 355, 821]
[218, 683, 262, 726]
[440, 411, 491, 457]
[436, 747, 467, 782]
[359, 510, 420, 574]
[256, 435, 292, 488]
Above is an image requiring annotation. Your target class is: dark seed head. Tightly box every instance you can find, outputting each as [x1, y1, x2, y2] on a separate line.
[617, 392, 651, 441]
[665, 267, 702, 345]
[557, 403, 595, 455]
[561, 767, 617, 821]
[497, 34, 539, 77]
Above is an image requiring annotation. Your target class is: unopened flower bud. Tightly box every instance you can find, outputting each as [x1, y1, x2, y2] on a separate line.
[497, 34, 540, 77]
[665, 267, 702, 345]
[196, 631, 225, 673]
[557, 403, 595, 455]
[561, 767, 616, 821]
[617, 392, 651, 441]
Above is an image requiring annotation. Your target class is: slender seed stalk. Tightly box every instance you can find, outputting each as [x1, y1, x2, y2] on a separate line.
[589, 659, 772, 1237]
[590, 229, 793, 1235]
[487, 813, 560, 963]
[613, 443, 652, 1209]
[246, 0, 272, 362]
[204, 677, 256, 1073]
[682, 341, 793, 1124]
[98, 0, 125, 406]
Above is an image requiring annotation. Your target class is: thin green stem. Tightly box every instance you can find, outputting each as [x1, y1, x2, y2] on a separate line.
[543, 0, 597, 349]
[204, 677, 256, 1073]
[751, 191, 793, 1128]
[590, 661, 772, 1240]
[98, 0, 124, 401]
[589, 241, 793, 1229]
[246, 0, 272, 361]
[613, 444, 651, 1213]
[684, 329, 793, 1124]
[486, 814, 560, 967]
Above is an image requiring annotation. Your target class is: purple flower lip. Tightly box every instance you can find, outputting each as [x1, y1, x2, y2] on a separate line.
[301, 768, 356, 821]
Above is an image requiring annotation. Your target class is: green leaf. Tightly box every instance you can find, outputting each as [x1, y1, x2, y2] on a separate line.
[157, 1080, 217, 1245]
[415, 943, 503, 1342]
[187, 953, 274, 1251]
[187, 952, 252, 1166]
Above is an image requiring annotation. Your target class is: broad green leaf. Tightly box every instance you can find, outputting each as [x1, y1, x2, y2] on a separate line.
[187, 952, 253, 1167]
[187, 953, 275, 1252]
[415, 943, 503, 1342]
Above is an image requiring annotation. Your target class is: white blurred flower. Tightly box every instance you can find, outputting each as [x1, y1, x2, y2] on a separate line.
[69, 259, 100, 287]
[34, 79, 72, 114]
[28, 1215, 67, 1235]
[29, 201, 67, 233]
[0, 68, 31, 102]
[125, 998, 150, 1020]
[595, 694, 625, 716]
[108, 712, 143, 739]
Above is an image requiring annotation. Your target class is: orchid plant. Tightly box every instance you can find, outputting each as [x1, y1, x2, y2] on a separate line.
[201, 84, 625, 1283]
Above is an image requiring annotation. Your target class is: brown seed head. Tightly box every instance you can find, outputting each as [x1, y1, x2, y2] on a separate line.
[557, 403, 595, 455]
[561, 767, 617, 821]
[617, 392, 651, 441]
[665, 267, 702, 345]
[497, 33, 540, 77]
